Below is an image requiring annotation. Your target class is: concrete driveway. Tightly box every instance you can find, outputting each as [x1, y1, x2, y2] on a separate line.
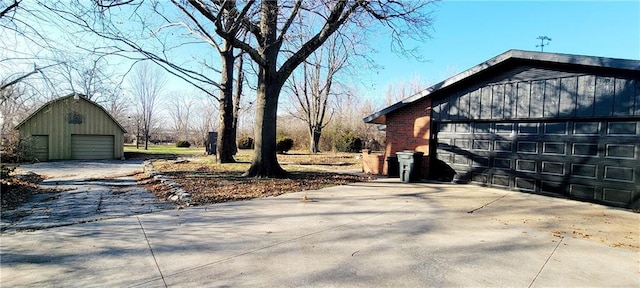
[2, 160, 174, 232]
[12, 160, 146, 181]
[1, 178, 638, 287]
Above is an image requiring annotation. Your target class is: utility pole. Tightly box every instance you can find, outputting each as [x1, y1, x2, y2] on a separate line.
[536, 36, 552, 52]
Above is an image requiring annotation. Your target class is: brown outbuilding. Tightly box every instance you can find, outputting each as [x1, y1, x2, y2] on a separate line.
[15, 93, 126, 161]
[364, 50, 640, 208]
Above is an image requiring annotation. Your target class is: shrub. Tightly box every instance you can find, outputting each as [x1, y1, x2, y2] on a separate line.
[335, 133, 362, 153]
[238, 136, 254, 149]
[276, 137, 294, 154]
[364, 139, 384, 151]
[175, 140, 191, 148]
[1, 132, 32, 163]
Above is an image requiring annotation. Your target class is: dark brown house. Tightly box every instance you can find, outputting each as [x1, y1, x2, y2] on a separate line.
[364, 50, 640, 208]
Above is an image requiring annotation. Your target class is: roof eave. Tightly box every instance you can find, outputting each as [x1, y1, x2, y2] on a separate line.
[363, 49, 640, 125]
[14, 93, 128, 133]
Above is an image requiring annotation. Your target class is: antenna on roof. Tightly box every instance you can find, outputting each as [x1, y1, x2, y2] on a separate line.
[536, 36, 552, 52]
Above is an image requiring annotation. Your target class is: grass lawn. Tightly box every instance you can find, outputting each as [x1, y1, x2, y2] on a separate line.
[124, 144, 205, 158]
[126, 145, 362, 169]
[3, 146, 371, 211]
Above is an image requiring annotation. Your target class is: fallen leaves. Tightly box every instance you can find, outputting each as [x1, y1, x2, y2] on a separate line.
[177, 171, 369, 205]
[1, 169, 56, 211]
[148, 160, 371, 206]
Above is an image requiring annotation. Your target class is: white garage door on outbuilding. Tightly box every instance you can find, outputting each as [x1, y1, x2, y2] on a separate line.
[71, 135, 115, 160]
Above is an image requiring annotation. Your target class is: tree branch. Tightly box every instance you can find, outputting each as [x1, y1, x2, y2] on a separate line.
[276, 0, 303, 45]
[0, 0, 20, 20]
[277, 1, 358, 81]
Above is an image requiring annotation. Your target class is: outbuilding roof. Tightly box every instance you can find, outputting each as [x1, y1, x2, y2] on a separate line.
[363, 49, 640, 125]
[15, 93, 127, 133]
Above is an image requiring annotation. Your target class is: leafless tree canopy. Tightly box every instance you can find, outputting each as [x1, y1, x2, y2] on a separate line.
[41, 0, 224, 99]
[176, 0, 434, 177]
[1, 1, 59, 96]
[129, 61, 167, 150]
[19, 0, 434, 177]
[180, 1, 432, 71]
[286, 32, 350, 153]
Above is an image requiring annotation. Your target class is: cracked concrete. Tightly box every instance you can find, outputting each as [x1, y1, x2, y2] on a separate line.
[2, 160, 175, 233]
[1, 178, 638, 287]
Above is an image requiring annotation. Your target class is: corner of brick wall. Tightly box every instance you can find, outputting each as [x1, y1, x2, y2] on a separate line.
[361, 149, 385, 175]
[383, 98, 432, 179]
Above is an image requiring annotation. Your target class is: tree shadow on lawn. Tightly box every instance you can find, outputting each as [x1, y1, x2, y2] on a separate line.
[124, 152, 179, 160]
[156, 170, 372, 205]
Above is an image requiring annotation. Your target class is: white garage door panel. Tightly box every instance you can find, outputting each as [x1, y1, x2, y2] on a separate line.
[71, 135, 114, 160]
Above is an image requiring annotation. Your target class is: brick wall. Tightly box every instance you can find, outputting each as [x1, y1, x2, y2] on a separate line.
[361, 149, 384, 175]
[383, 98, 432, 179]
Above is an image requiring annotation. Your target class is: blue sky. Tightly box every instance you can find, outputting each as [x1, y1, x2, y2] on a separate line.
[12, 1, 636, 107]
[362, 1, 640, 100]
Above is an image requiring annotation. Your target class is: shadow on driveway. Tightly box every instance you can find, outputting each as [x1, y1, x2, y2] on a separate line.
[2, 160, 174, 233]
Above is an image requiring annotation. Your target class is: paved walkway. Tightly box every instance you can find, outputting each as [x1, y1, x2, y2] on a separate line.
[2, 160, 173, 232]
[1, 176, 174, 232]
[1, 179, 638, 287]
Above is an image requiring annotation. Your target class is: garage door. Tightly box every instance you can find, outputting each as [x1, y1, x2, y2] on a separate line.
[435, 120, 639, 208]
[31, 135, 49, 161]
[71, 135, 115, 160]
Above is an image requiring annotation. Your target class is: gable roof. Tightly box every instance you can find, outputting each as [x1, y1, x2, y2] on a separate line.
[364, 49, 640, 125]
[15, 93, 127, 133]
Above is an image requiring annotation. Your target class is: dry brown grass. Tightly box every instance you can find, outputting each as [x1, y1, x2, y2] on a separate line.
[147, 152, 370, 205]
[1, 169, 58, 210]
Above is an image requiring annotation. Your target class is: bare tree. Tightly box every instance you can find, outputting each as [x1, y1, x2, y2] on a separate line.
[57, 56, 118, 100]
[187, 0, 434, 177]
[231, 52, 246, 154]
[1, 1, 62, 100]
[126, 112, 143, 149]
[44, 1, 433, 177]
[102, 86, 128, 124]
[384, 75, 429, 105]
[163, 6, 251, 162]
[287, 33, 349, 153]
[129, 61, 166, 150]
[0, 0, 65, 152]
[41, 1, 248, 163]
[167, 93, 195, 142]
[1, 84, 29, 136]
[193, 96, 219, 148]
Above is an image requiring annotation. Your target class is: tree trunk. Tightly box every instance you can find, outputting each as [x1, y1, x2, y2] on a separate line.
[243, 73, 286, 178]
[231, 55, 244, 155]
[309, 126, 322, 153]
[243, 0, 286, 178]
[144, 129, 149, 150]
[217, 41, 236, 163]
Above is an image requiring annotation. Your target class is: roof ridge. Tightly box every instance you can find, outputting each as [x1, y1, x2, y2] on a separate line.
[14, 93, 127, 133]
[364, 49, 640, 124]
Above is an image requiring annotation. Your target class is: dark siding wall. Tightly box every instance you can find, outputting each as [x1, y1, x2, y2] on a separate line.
[483, 65, 582, 84]
[429, 64, 639, 208]
[432, 69, 640, 122]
